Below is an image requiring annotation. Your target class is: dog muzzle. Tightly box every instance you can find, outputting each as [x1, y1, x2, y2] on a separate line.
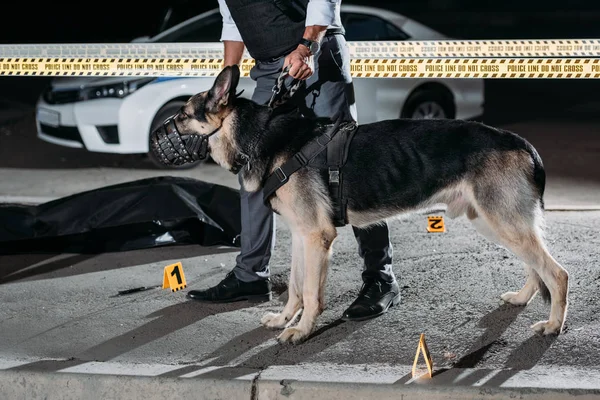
[149, 114, 250, 174]
[150, 115, 217, 167]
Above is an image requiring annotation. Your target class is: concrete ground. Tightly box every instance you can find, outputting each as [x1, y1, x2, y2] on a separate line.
[1, 210, 600, 399]
[0, 78, 600, 398]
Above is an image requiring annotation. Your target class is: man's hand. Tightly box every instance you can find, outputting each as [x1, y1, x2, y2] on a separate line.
[284, 45, 313, 80]
[284, 25, 327, 80]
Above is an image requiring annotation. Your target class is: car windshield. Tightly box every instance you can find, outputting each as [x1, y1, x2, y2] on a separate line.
[150, 7, 411, 44]
[151, 11, 223, 43]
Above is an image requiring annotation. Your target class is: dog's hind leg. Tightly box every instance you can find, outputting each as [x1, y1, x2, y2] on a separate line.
[466, 208, 542, 306]
[473, 212, 568, 334]
[277, 224, 337, 344]
[262, 230, 304, 329]
[469, 198, 568, 335]
[500, 264, 544, 306]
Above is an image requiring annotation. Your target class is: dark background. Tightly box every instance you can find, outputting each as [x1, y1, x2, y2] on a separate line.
[1, 0, 600, 121]
[1, 0, 600, 44]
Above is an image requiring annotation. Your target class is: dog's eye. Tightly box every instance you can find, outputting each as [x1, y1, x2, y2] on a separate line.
[178, 107, 191, 120]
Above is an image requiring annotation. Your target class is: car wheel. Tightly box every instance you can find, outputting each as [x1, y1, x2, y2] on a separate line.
[401, 88, 455, 119]
[147, 99, 203, 170]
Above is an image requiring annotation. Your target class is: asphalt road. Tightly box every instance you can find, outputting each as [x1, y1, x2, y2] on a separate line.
[0, 210, 599, 390]
[0, 78, 599, 397]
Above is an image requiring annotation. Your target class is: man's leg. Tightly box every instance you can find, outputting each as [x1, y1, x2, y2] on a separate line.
[301, 33, 399, 320]
[231, 172, 275, 282]
[232, 59, 287, 282]
[187, 59, 285, 303]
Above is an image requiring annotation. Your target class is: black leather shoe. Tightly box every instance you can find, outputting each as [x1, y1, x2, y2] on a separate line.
[341, 279, 400, 321]
[187, 271, 272, 303]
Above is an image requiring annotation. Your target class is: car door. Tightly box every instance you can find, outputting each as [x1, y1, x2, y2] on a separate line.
[340, 11, 413, 123]
[150, 11, 257, 101]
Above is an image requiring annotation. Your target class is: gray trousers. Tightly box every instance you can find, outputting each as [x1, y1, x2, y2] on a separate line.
[233, 33, 395, 284]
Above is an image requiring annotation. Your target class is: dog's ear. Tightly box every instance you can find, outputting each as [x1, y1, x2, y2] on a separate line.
[206, 65, 241, 113]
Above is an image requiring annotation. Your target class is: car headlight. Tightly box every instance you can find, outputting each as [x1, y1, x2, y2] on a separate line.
[79, 78, 155, 101]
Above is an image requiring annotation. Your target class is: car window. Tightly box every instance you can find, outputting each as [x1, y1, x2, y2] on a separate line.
[341, 12, 409, 41]
[154, 12, 223, 43]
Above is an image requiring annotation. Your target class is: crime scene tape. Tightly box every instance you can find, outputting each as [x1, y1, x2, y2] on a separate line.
[1, 57, 600, 78]
[349, 58, 600, 78]
[347, 39, 600, 58]
[1, 39, 600, 59]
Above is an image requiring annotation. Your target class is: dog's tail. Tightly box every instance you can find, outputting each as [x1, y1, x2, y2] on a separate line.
[523, 140, 546, 211]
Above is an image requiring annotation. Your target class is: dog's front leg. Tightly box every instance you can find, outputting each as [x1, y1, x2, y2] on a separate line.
[262, 230, 304, 329]
[278, 227, 336, 344]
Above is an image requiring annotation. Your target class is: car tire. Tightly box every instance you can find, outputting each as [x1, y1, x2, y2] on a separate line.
[401, 88, 455, 120]
[147, 100, 203, 170]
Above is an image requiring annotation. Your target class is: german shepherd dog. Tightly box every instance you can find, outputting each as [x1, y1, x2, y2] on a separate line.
[171, 65, 569, 344]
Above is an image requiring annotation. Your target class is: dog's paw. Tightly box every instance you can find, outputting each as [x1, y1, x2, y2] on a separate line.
[277, 327, 308, 344]
[261, 312, 287, 330]
[501, 291, 528, 306]
[531, 320, 562, 335]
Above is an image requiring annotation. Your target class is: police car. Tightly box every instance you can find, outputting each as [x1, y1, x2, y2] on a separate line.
[35, 5, 485, 169]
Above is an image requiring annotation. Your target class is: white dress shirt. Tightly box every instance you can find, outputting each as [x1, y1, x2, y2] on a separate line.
[217, 0, 342, 42]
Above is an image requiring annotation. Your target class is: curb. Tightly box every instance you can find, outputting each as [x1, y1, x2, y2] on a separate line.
[0, 370, 253, 400]
[1, 369, 600, 400]
[545, 205, 600, 211]
[258, 379, 600, 400]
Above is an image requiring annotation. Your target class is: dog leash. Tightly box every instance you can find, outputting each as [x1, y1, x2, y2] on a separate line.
[268, 64, 305, 109]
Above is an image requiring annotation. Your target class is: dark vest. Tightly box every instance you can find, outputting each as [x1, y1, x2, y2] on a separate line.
[224, 0, 309, 61]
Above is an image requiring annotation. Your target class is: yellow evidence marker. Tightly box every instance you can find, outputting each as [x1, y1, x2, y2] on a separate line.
[162, 262, 187, 292]
[427, 215, 445, 233]
[412, 333, 434, 378]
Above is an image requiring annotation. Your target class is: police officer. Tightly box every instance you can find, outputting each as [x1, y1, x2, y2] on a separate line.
[187, 0, 400, 322]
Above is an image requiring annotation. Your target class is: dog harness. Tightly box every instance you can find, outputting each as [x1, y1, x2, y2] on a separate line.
[262, 116, 358, 227]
